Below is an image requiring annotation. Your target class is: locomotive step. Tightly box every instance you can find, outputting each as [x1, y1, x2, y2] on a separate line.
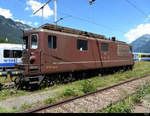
[29, 81, 40, 84]
[27, 76, 44, 85]
[29, 77, 39, 82]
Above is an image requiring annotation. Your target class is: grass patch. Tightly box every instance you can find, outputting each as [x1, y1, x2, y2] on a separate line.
[131, 82, 150, 104]
[0, 107, 16, 113]
[0, 76, 12, 83]
[101, 99, 134, 113]
[58, 88, 82, 98]
[0, 89, 28, 101]
[19, 103, 32, 111]
[44, 98, 55, 104]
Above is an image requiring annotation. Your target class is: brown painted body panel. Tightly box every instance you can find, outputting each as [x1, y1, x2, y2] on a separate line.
[22, 25, 134, 76]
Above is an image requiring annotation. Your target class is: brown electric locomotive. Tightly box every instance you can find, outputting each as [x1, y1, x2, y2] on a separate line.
[12, 23, 134, 88]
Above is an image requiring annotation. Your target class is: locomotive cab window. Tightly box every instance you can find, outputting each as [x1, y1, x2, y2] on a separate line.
[77, 39, 88, 51]
[101, 43, 109, 52]
[48, 36, 57, 49]
[31, 34, 38, 49]
[129, 47, 132, 54]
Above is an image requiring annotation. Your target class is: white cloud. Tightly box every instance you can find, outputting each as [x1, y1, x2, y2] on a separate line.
[0, 7, 33, 27]
[15, 19, 25, 24]
[26, 0, 53, 19]
[34, 22, 39, 26]
[25, 7, 30, 11]
[124, 23, 150, 43]
[0, 8, 13, 18]
[15, 19, 34, 26]
[144, 15, 150, 23]
[27, 21, 32, 25]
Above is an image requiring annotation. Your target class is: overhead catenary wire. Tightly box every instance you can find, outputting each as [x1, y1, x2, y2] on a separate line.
[54, 15, 72, 24]
[33, 0, 52, 25]
[17, 0, 126, 36]
[57, 11, 126, 34]
[33, 0, 52, 15]
[125, 0, 148, 17]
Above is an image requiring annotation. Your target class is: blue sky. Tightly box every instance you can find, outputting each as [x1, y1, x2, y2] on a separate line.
[0, 0, 150, 43]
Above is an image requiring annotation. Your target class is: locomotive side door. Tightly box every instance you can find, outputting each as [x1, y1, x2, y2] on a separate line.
[100, 42, 111, 67]
[29, 33, 42, 73]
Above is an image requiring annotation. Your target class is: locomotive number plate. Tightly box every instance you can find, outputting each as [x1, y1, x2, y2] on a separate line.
[46, 66, 58, 69]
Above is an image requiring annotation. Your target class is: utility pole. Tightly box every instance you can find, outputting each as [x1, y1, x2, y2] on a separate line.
[54, 0, 57, 25]
[41, 7, 44, 25]
[34, 0, 94, 25]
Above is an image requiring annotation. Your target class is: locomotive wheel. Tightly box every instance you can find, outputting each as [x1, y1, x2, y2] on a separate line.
[40, 77, 49, 89]
[129, 65, 133, 70]
[14, 77, 28, 90]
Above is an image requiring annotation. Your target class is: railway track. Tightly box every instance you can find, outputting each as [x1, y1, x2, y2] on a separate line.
[21, 74, 150, 113]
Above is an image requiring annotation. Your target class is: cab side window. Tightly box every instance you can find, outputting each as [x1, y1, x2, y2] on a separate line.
[101, 43, 109, 52]
[129, 47, 132, 54]
[77, 39, 88, 51]
[31, 34, 38, 49]
[48, 36, 57, 49]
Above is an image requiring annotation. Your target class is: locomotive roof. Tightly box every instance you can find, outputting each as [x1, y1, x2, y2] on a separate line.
[26, 23, 128, 45]
[39, 23, 105, 40]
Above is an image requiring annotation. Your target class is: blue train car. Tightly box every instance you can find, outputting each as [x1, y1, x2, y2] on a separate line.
[133, 52, 150, 61]
[0, 43, 23, 71]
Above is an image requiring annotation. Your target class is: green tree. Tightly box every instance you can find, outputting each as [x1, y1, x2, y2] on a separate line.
[0, 38, 16, 44]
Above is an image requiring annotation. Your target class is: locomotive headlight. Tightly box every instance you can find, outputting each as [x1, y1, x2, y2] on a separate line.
[30, 55, 36, 64]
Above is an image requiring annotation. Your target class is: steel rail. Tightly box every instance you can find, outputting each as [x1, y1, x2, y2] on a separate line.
[21, 73, 150, 113]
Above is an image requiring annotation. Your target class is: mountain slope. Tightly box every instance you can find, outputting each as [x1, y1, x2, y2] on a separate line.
[131, 34, 150, 53]
[0, 15, 32, 43]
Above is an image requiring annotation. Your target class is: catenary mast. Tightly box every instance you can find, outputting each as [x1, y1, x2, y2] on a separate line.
[34, 0, 95, 25]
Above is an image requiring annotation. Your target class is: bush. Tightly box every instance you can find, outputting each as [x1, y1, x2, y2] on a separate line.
[63, 88, 76, 97]
[0, 38, 16, 43]
[80, 80, 96, 94]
